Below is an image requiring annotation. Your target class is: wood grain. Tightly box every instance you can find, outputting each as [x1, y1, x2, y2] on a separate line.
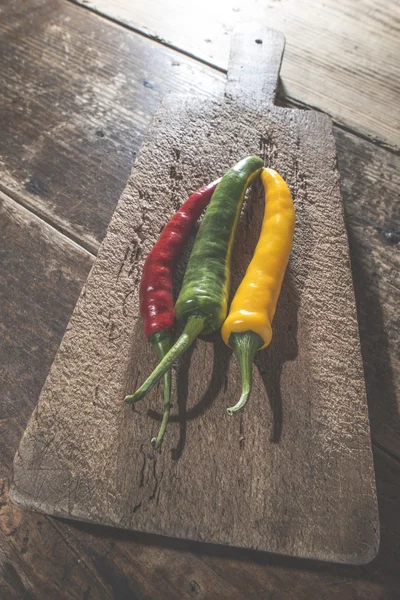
[0, 190, 397, 598]
[0, 0, 398, 595]
[10, 28, 378, 563]
[1, 0, 399, 462]
[0, 197, 108, 600]
[0, 0, 223, 252]
[335, 130, 400, 458]
[0, 191, 249, 600]
[0, 191, 94, 476]
[3, 448, 400, 600]
[72, 0, 400, 149]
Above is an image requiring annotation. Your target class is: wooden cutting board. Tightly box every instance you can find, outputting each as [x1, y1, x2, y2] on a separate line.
[10, 25, 379, 564]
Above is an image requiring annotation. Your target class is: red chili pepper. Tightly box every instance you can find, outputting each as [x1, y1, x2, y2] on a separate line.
[139, 178, 220, 448]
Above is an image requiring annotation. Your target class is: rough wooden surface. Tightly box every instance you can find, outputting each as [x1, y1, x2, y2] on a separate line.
[0, 0, 222, 253]
[335, 131, 400, 458]
[72, 0, 400, 149]
[0, 185, 398, 598]
[10, 27, 378, 564]
[3, 448, 400, 600]
[1, 0, 399, 596]
[1, 0, 399, 460]
[0, 192, 94, 469]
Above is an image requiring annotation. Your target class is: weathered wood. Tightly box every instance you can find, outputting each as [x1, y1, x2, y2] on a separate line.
[0, 189, 94, 492]
[0, 191, 93, 415]
[1, 0, 399, 463]
[0, 189, 248, 600]
[2, 0, 399, 257]
[0, 0, 223, 252]
[72, 0, 400, 149]
[10, 26, 378, 564]
[0, 190, 398, 598]
[225, 25, 284, 108]
[3, 447, 400, 600]
[0, 199, 110, 600]
[334, 130, 400, 459]
[0, 482, 111, 600]
[0, 0, 398, 594]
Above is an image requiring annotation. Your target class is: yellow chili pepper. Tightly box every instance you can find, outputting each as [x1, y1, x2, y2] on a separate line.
[221, 168, 295, 414]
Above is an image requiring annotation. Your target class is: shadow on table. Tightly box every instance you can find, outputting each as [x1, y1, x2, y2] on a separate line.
[162, 334, 232, 462]
[336, 129, 400, 454]
[65, 444, 397, 593]
[347, 224, 400, 452]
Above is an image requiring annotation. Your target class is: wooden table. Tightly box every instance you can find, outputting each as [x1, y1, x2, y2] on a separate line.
[0, 0, 399, 598]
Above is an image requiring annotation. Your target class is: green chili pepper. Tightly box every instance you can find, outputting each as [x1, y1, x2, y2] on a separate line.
[125, 155, 264, 405]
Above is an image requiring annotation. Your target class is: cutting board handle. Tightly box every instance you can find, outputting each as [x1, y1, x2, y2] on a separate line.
[225, 24, 285, 109]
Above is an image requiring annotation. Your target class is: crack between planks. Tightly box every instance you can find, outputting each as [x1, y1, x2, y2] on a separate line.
[283, 96, 400, 155]
[0, 183, 97, 258]
[66, 0, 399, 154]
[66, 0, 226, 74]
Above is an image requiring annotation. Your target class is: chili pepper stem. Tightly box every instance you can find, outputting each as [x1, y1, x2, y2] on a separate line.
[125, 316, 206, 405]
[148, 331, 173, 449]
[227, 331, 264, 415]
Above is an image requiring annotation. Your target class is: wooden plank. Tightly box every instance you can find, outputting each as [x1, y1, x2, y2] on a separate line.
[3, 0, 396, 584]
[0, 64, 397, 600]
[3, 447, 400, 600]
[0, 198, 111, 600]
[0, 489, 110, 600]
[0, 0, 223, 252]
[334, 130, 400, 458]
[72, 0, 400, 149]
[11, 27, 378, 564]
[0, 189, 94, 485]
[0, 83, 396, 593]
[0, 191, 93, 421]
[1, 0, 399, 461]
[0, 190, 247, 600]
[0, 191, 398, 598]
[197, 446, 400, 600]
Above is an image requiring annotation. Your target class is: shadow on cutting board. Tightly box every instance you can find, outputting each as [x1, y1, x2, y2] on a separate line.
[255, 268, 299, 444]
[145, 267, 299, 459]
[124, 160, 312, 459]
[66, 438, 395, 573]
[144, 178, 302, 458]
[145, 333, 232, 461]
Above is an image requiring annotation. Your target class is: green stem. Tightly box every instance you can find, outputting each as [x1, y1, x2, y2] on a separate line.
[149, 331, 173, 449]
[125, 316, 205, 405]
[227, 331, 264, 415]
